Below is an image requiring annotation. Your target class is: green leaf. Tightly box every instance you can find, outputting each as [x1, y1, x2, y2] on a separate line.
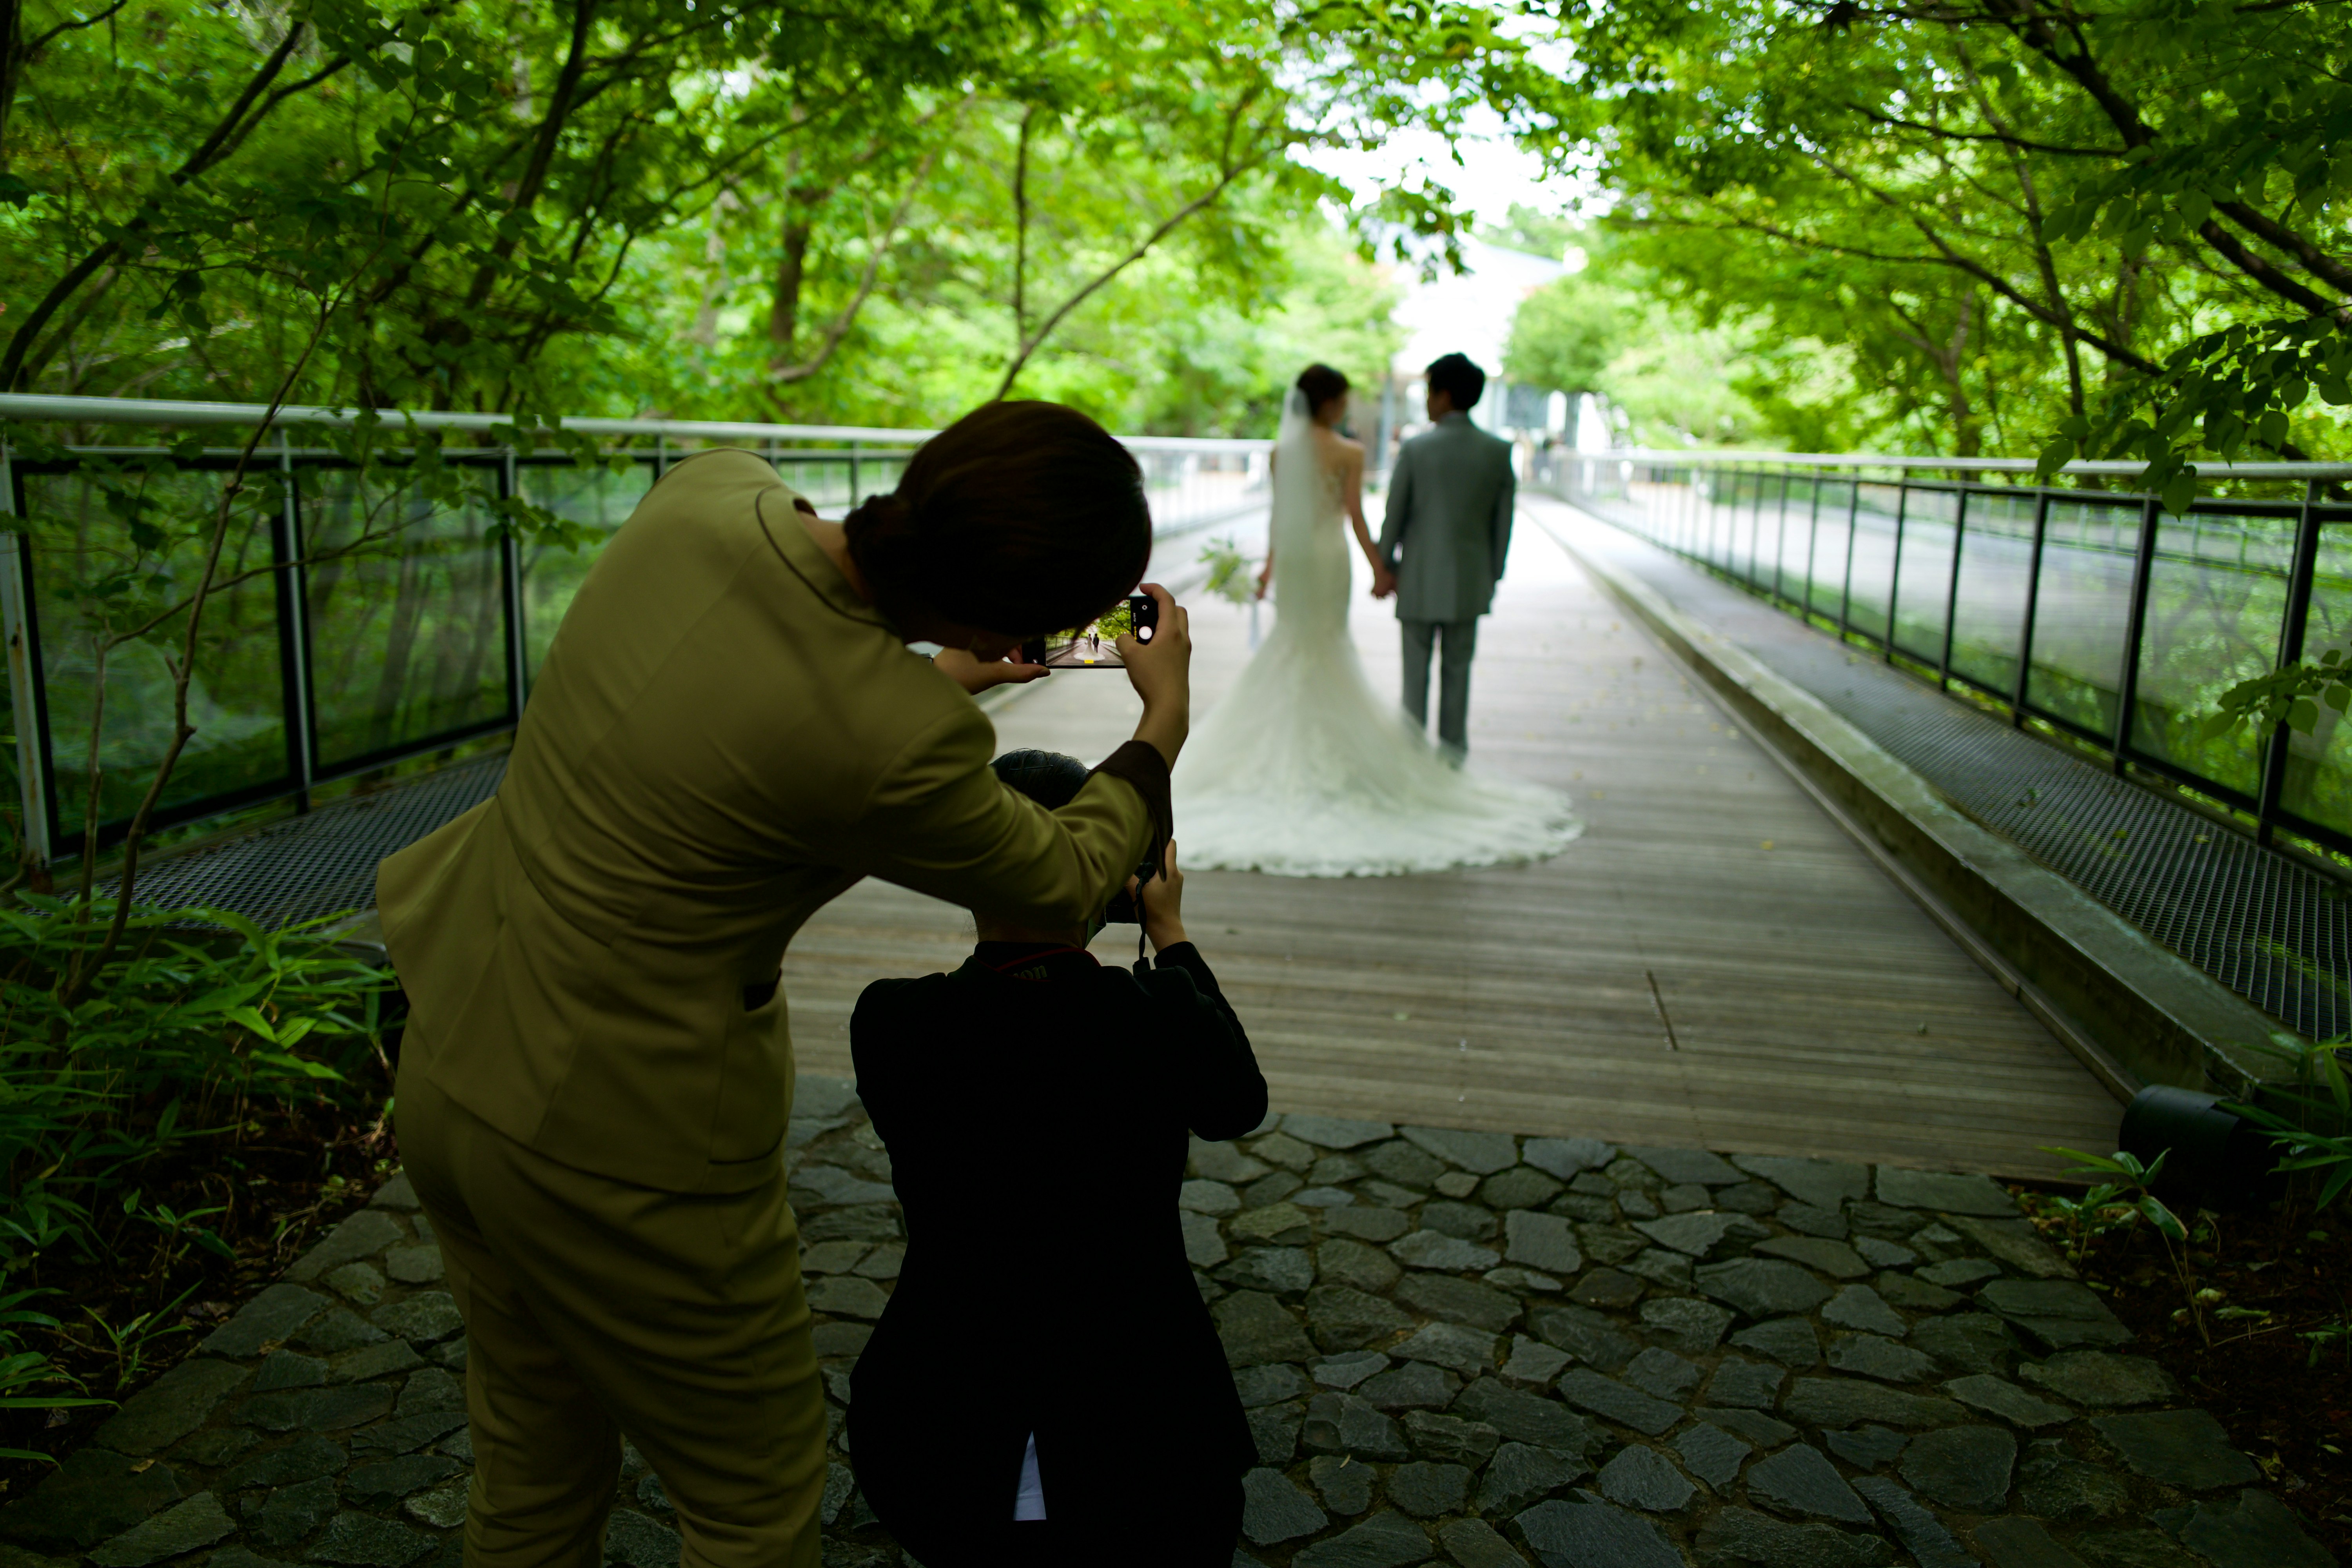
[2036, 436, 2076, 483]
[2161, 473, 2199, 516]
[2138, 1194, 2187, 1241]
[2044, 1145, 2132, 1177]
[224, 1007, 281, 1043]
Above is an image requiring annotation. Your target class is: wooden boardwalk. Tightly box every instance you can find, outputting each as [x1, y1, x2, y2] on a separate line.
[782, 503, 2118, 1179]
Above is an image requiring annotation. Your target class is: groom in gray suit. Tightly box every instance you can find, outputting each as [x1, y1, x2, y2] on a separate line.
[1375, 352, 1516, 757]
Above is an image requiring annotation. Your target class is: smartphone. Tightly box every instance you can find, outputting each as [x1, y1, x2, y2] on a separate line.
[1022, 593, 1159, 670]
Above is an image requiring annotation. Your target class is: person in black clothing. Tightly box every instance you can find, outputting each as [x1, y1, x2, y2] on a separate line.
[847, 749, 1268, 1567]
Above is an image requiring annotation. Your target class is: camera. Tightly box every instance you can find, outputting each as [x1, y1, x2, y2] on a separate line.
[1102, 851, 1158, 924]
[1022, 593, 1159, 670]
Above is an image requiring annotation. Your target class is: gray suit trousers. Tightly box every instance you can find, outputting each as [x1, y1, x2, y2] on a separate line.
[1401, 617, 1479, 753]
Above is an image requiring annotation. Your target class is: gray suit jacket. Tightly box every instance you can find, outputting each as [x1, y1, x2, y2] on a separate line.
[1378, 414, 1516, 623]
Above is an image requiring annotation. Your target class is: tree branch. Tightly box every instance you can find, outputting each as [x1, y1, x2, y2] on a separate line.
[1987, 0, 2349, 304]
[1011, 103, 1037, 343]
[461, 0, 598, 309]
[1842, 100, 2119, 156]
[769, 141, 945, 385]
[1, 19, 324, 389]
[1956, 38, 2086, 413]
[2193, 216, 2336, 314]
[993, 93, 1270, 399]
[22, 0, 126, 56]
[2214, 198, 2352, 295]
[1655, 190, 2167, 374]
[64, 295, 336, 996]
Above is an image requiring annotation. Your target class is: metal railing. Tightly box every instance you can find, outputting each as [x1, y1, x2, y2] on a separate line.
[1534, 447, 2352, 860]
[0, 396, 1270, 866]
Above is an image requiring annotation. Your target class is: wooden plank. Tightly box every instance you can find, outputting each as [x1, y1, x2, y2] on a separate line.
[781, 513, 2119, 1179]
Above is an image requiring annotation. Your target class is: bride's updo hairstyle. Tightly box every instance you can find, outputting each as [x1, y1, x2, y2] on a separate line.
[1296, 363, 1349, 416]
[842, 400, 1151, 635]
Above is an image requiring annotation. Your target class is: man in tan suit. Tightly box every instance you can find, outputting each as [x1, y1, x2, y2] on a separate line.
[379, 403, 1187, 1568]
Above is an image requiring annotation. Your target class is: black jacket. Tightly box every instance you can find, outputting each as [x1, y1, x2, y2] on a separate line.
[846, 941, 1267, 1562]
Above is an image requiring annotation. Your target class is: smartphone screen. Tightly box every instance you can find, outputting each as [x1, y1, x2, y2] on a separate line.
[1023, 599, 1140, 670]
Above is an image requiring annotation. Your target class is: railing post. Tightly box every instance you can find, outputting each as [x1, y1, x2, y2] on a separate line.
[1772, 468, 1793, 604]
[2111, 491, 2162, 774]
[1838, 471, 1862, 640]
[2013, 489, 2051, 727]
[849, 443, 862, 508]
[0, 439, 50, 867]
[1744, 468, 1759, 584]
[1746, 468, 1763, 583]
[1722, 470, 1736, 569]
[1802, 466, 1825, 620]
[1938, 486, 1970, 692]
[270, 427, 315, 812]
[1886, 479, 1910, 659]
[500, 446, 526, 714]
[1722, 472, 1740, 571]
[2256, 479, 2325, 845]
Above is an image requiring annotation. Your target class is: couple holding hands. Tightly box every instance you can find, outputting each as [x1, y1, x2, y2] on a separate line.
[376, 402, 1266, 1568]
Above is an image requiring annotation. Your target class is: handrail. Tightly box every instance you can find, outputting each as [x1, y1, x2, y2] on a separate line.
[0, 396, 1272, 868]
[1532, 448, 2352, 868]
[0, 394, 1271, 455]
[1559, 446, 2352, 481]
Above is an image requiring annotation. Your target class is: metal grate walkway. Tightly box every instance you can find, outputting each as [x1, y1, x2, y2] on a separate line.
[104, 754, 506, 932]
[1552, 503, 2348, 1041]
[98, 676, 1047, 937]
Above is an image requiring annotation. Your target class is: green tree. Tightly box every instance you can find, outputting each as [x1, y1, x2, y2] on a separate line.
[1487, 0, 2352, 499]
[1504, 273, 1628, 399]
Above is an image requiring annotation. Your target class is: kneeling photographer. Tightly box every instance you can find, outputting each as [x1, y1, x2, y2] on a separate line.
[849, 751, 1268, 1567]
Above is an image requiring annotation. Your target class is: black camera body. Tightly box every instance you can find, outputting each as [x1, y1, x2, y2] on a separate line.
[1102, 851, 1158, 924]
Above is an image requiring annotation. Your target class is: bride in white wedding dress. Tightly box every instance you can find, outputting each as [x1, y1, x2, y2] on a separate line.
[1172, 367, 1584, 877]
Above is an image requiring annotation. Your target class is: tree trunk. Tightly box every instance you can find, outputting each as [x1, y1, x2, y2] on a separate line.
[0, 0, 24, 171]
[771, 209, 811, 356]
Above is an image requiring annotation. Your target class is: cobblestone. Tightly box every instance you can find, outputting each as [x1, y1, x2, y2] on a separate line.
[9, 1091, 2322, 1568]
[1899, 1424, 2016, 1512]
[2018, 1351, 2176, 1409]
[1308, 1455, 1377, 1517]
[1596, 1445, 1698, 1513]
[1746, 1442, 1873, 1523]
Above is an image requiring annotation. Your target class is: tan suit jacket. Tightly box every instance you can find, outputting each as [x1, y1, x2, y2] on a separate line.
[377, 448, 1160, 1194]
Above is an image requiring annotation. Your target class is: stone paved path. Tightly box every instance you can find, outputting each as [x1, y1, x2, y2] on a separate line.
[1, 1083, 2332, 1568]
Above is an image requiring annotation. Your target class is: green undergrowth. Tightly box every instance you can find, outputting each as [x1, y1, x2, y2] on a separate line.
[0, 897, 392, 1462]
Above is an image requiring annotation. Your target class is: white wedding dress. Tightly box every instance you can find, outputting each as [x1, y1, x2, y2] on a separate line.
[1172, 391, 1584, 877]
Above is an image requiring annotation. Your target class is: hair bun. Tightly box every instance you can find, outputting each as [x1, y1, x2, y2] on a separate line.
[1296, 363, 1350, 411]
[843, 490, 908, 540]
[837, 401, 1151, 635]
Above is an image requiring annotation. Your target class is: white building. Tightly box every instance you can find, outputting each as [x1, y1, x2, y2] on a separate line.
[1374, 237, 1570, 464]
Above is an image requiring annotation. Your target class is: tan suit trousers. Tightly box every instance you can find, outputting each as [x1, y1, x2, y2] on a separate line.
[397, 1060, 826, 1568]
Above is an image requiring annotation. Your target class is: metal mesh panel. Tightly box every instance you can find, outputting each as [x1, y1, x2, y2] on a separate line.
[104, 753, 505, 931]
[1597, 534, 2348, 1040]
